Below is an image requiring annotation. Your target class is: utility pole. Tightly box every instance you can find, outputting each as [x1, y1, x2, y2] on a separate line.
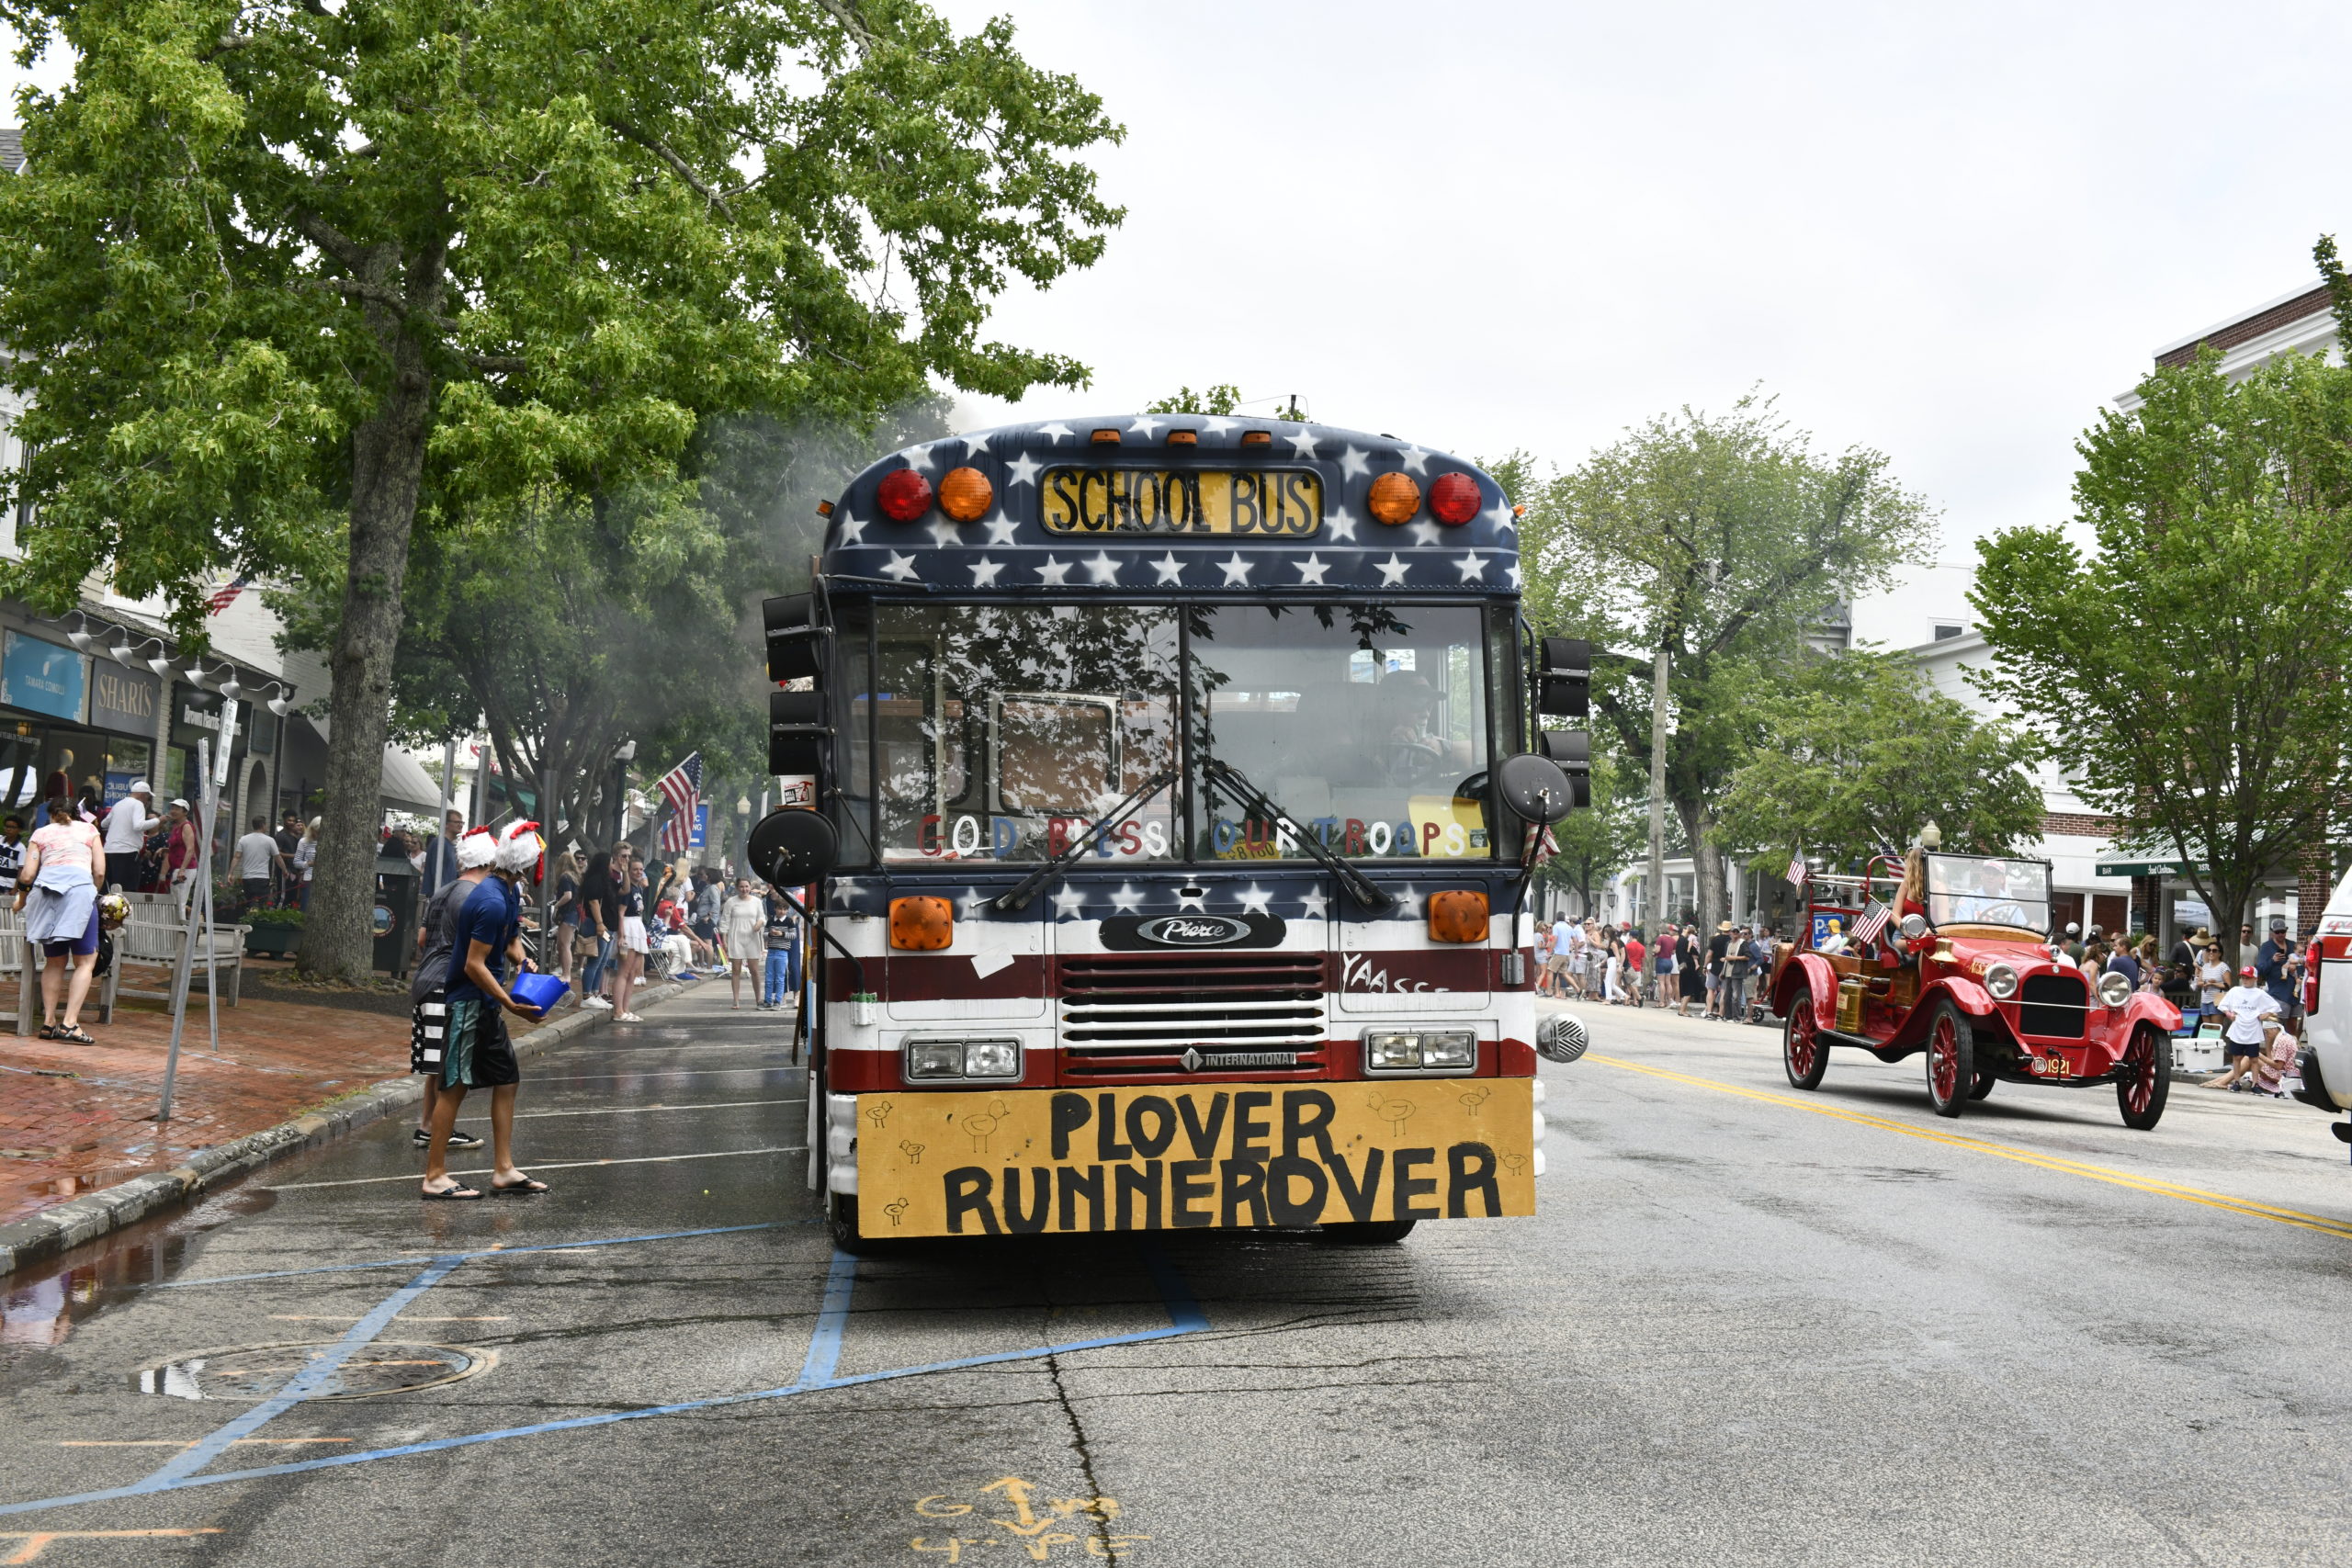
[1645, 644, 1668, 937]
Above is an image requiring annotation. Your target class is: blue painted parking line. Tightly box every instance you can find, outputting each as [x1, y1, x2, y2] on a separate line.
[795, 1247, 858, 1388]
[0, 1243, 1208, 1519]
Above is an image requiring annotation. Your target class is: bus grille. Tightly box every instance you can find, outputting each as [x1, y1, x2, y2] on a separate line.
[1057, 953, 1328, 1077]
[2018, 972, 2089, 1039]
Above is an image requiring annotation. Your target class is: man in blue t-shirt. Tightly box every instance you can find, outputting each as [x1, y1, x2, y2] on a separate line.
[422, 822, 551, 1201]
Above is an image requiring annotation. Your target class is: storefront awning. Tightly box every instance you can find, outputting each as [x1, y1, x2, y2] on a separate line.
[2096, 852, 2206, 878]
[379, 747, 445, 814]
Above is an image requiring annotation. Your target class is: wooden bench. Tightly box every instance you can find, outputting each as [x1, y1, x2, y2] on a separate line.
[110, 888, 250, 1010]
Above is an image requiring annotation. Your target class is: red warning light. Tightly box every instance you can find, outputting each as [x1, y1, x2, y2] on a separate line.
[876, 468, 933, 522]
[1430, 473, 1480, 525]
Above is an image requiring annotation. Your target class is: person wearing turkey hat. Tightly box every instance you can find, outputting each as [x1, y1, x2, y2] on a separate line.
[421, 820, 551, 1200]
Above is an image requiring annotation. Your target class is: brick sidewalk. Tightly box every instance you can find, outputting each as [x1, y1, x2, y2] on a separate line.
[0, 959, 566, 1226]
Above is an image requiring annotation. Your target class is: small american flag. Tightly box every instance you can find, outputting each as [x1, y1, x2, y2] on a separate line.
[1851, 898, 1892, 948]
[654, 751, 703, 853]
[205, 573, 253, 615]
[1785, 848, 1806, 886]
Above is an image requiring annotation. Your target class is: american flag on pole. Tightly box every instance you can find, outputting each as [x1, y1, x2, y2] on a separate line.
[1851, 898, 1892, 949]
[654, 751, 703, 853]
[1785, 848, 1807, 886]
[205, 573, 254, 615]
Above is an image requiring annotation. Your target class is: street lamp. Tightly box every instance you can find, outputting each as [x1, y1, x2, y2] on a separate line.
[610, 739, 637, 844]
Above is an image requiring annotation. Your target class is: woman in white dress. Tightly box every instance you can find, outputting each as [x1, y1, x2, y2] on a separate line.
[720, 877, 768, 1010]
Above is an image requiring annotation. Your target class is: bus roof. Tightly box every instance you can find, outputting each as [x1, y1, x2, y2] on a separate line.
[820, 415, 1519, 596]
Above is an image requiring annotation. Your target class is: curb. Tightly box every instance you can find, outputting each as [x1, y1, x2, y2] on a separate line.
[0, 980, 687, 1280]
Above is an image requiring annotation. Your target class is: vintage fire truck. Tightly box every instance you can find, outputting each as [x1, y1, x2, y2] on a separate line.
[1770, 850, 2178, 1126]
[742, 416, 1590, 1251]
[2292, 864, 2352, 1148]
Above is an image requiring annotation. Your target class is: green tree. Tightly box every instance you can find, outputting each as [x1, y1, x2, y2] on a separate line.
[0, 1, 1122, 978]
[1537, 750, 1646, 916]
[1520, 395, 1937, 931]
[1971, 344, 2352, 938]
[1714, 649, 2043, 874]
[1146, 384, 1242, 416]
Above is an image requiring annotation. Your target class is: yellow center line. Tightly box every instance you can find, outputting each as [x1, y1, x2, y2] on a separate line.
[1587, 1053, 2352, 1241]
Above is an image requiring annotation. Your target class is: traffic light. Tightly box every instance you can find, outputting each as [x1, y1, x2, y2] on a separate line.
[1536, 637, 1590, 809]
[768, 689, 831, 776]
[763, 592, 829, 682]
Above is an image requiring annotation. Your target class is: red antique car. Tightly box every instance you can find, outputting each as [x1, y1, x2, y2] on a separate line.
[1768, 851, 2178, 1127]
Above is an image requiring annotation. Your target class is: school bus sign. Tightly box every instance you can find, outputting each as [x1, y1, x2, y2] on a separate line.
[855, 1079, 1536, 1237]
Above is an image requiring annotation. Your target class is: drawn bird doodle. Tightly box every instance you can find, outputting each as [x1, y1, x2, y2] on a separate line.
[1367, 1090, 1417, 1135]
[899, 1139, 927, 1166]
[962, 1100, 1012, 1154]
[864, 1100, 894, 1131]
[1458, 1086, 1492, 1116]
[884, 1197, 910, 1228]
[1500, 1152, 1526, 1176]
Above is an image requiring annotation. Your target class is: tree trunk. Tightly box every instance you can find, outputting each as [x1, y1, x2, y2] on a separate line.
[295, 335, 435, 981]
[1676, 796, 1725, 931]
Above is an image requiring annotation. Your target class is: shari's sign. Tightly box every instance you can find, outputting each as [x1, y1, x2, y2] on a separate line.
[89, 664, 161, 737]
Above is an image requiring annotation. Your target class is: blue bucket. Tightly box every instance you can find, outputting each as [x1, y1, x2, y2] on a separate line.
[510, 972, 571, 1014]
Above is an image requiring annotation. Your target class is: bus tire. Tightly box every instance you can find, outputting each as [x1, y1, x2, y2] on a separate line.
[828, 1193, 888, 1257]
[1318, 1220, 1417, 1246]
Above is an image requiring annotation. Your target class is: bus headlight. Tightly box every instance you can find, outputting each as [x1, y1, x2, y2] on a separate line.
[1363, 1029, 1477, 1073]
[1984, 963, 2019, 1000]
[2098, 971, 2133, 1009]
[903, 1039, 1023, 1081]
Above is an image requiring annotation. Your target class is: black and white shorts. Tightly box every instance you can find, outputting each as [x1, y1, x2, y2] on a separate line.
[411, 990, 447, 1076]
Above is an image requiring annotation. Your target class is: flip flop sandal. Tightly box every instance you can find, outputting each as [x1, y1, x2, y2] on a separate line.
[37, 1023, 56, 1040]
[489, 1176, 549, 1196]
[421, 1182, 483, 1201]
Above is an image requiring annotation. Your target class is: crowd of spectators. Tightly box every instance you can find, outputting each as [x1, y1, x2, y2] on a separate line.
[1537, 913, 1782, 1023]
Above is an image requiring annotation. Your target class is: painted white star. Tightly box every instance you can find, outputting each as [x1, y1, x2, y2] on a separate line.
[1507, 564, 1524, 589]
[1218, 553, 1253, 586]
[969, 557, 1005, 588]
[1376, 554, 1411, 586]
[1284, 426, 1321, 459]
[1299, 886, 1330, 919]
[984, 517, 1018, 547]
[1455, 552, 1486, 581]
[1004, 452, 1042, 488]
[1177, 886, 1205, 911]
[834, 513, 866, 547]
[1036, 422, 1074, 442]
[962, 430, 991, 455]
[1202, 416, 1237, 435]
[1408, 520, 1444, 547]
[1110, 883, 1143, 913]
[928, 517, 963, 549]
[880, 552, 920, 582]
[1399, 445, 1431, 474]
[1326, 505, 1360, 542]
[1036, 556, 1073, 586]
[958, 886, 993, 919]
[1295, 554, 1330, 585]
[1483, 501, 1516, 536]
[1051, 886, 1089, 919]
[1083, 551, 1121, 585]
[1127, 414, 1163, 438]
[902, 444, 941, 473]
[1150, 552, 1185, 585]
[1339, 446, 1371, 480]
[1237, 882, 1272, 915]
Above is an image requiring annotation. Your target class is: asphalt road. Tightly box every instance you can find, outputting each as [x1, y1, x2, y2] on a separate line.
[6, 987, 2352, 1567]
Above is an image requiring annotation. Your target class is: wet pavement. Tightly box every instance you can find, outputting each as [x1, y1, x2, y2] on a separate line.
[2, 988, 2351, 1565]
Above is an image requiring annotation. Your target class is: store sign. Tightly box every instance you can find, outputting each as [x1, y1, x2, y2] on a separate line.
[90, 664, 162, 737]
[0, 631, 86, 723]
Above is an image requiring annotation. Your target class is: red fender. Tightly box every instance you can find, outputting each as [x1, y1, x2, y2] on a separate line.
[1936, 976, 1997, 1016]
[2115, 992, 2182, 1035]
[1773, 952, 1836, 1029]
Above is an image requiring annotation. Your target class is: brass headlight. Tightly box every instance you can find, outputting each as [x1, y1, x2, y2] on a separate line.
[2098, 970, 2133, 1009]
[1984, 963, 2019, 1000]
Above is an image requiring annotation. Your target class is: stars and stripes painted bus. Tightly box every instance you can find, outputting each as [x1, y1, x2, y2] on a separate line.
[748, 414, 1589, 1252]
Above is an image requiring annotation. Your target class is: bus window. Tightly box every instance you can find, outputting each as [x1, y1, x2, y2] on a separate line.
[874, 604, 1178, 863]
[1190, 604, 1495, 861]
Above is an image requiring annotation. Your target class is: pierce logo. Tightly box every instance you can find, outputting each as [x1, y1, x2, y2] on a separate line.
[1137, 915, 1249, 946]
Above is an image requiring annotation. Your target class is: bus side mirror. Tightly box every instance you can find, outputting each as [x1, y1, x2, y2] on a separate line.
[749, 807, 839, 886]
[763, 592, 831, 683]
[1497, 753, 1577, 825]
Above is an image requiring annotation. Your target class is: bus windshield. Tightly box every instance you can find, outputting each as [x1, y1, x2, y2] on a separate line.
[1923, 853, 2052, 933]
[856, 600, 1503, 864]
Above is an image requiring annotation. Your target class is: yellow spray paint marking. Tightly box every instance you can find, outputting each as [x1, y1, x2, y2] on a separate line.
[909, 1477, 1149, 1562]
[1588, 1053, 2352, 1240]
[1, 1531, 221, 1564]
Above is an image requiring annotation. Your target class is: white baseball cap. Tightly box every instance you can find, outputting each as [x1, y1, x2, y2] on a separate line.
[127, 780, 152, 795]
[170, 797, 189, 810]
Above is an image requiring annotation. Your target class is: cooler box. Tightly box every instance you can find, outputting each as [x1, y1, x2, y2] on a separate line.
[511, 972, 571, 1013]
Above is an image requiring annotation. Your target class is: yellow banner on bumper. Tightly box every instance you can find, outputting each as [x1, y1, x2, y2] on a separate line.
[855, 1079, 1536, 1238]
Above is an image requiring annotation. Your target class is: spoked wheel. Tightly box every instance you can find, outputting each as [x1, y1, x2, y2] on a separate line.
[1969, 1070, 1996, 1100]
[1783, 996, 1828, 1090]
[2116, 1022, 2171, 1131]
[1923, 999, 1974, 1119]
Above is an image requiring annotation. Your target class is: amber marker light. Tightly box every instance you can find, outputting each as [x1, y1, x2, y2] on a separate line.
[876, 468, 933, 522]
[889, 896, 955, 951]
[816, 500, 835, 517]
[938, 466, 994, 522]
[1240, 431, 1272, 447]
[1429, 472, 1479, 525]
[1368, 472, 1422, 525]
[1091, 427, 1122, 445]
[1428, 889, 1490, 943]
[1166, 430, 1198, 446]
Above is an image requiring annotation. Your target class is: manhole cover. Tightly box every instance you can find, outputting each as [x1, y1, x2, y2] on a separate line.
[131, 1341, 495, 1401]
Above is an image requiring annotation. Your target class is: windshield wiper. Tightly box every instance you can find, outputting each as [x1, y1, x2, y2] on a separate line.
[1204, 759, 1395, 915]
[992, 767, 1178, 913]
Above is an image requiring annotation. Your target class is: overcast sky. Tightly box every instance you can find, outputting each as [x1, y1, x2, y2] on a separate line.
[12, 2, 2351, 645]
